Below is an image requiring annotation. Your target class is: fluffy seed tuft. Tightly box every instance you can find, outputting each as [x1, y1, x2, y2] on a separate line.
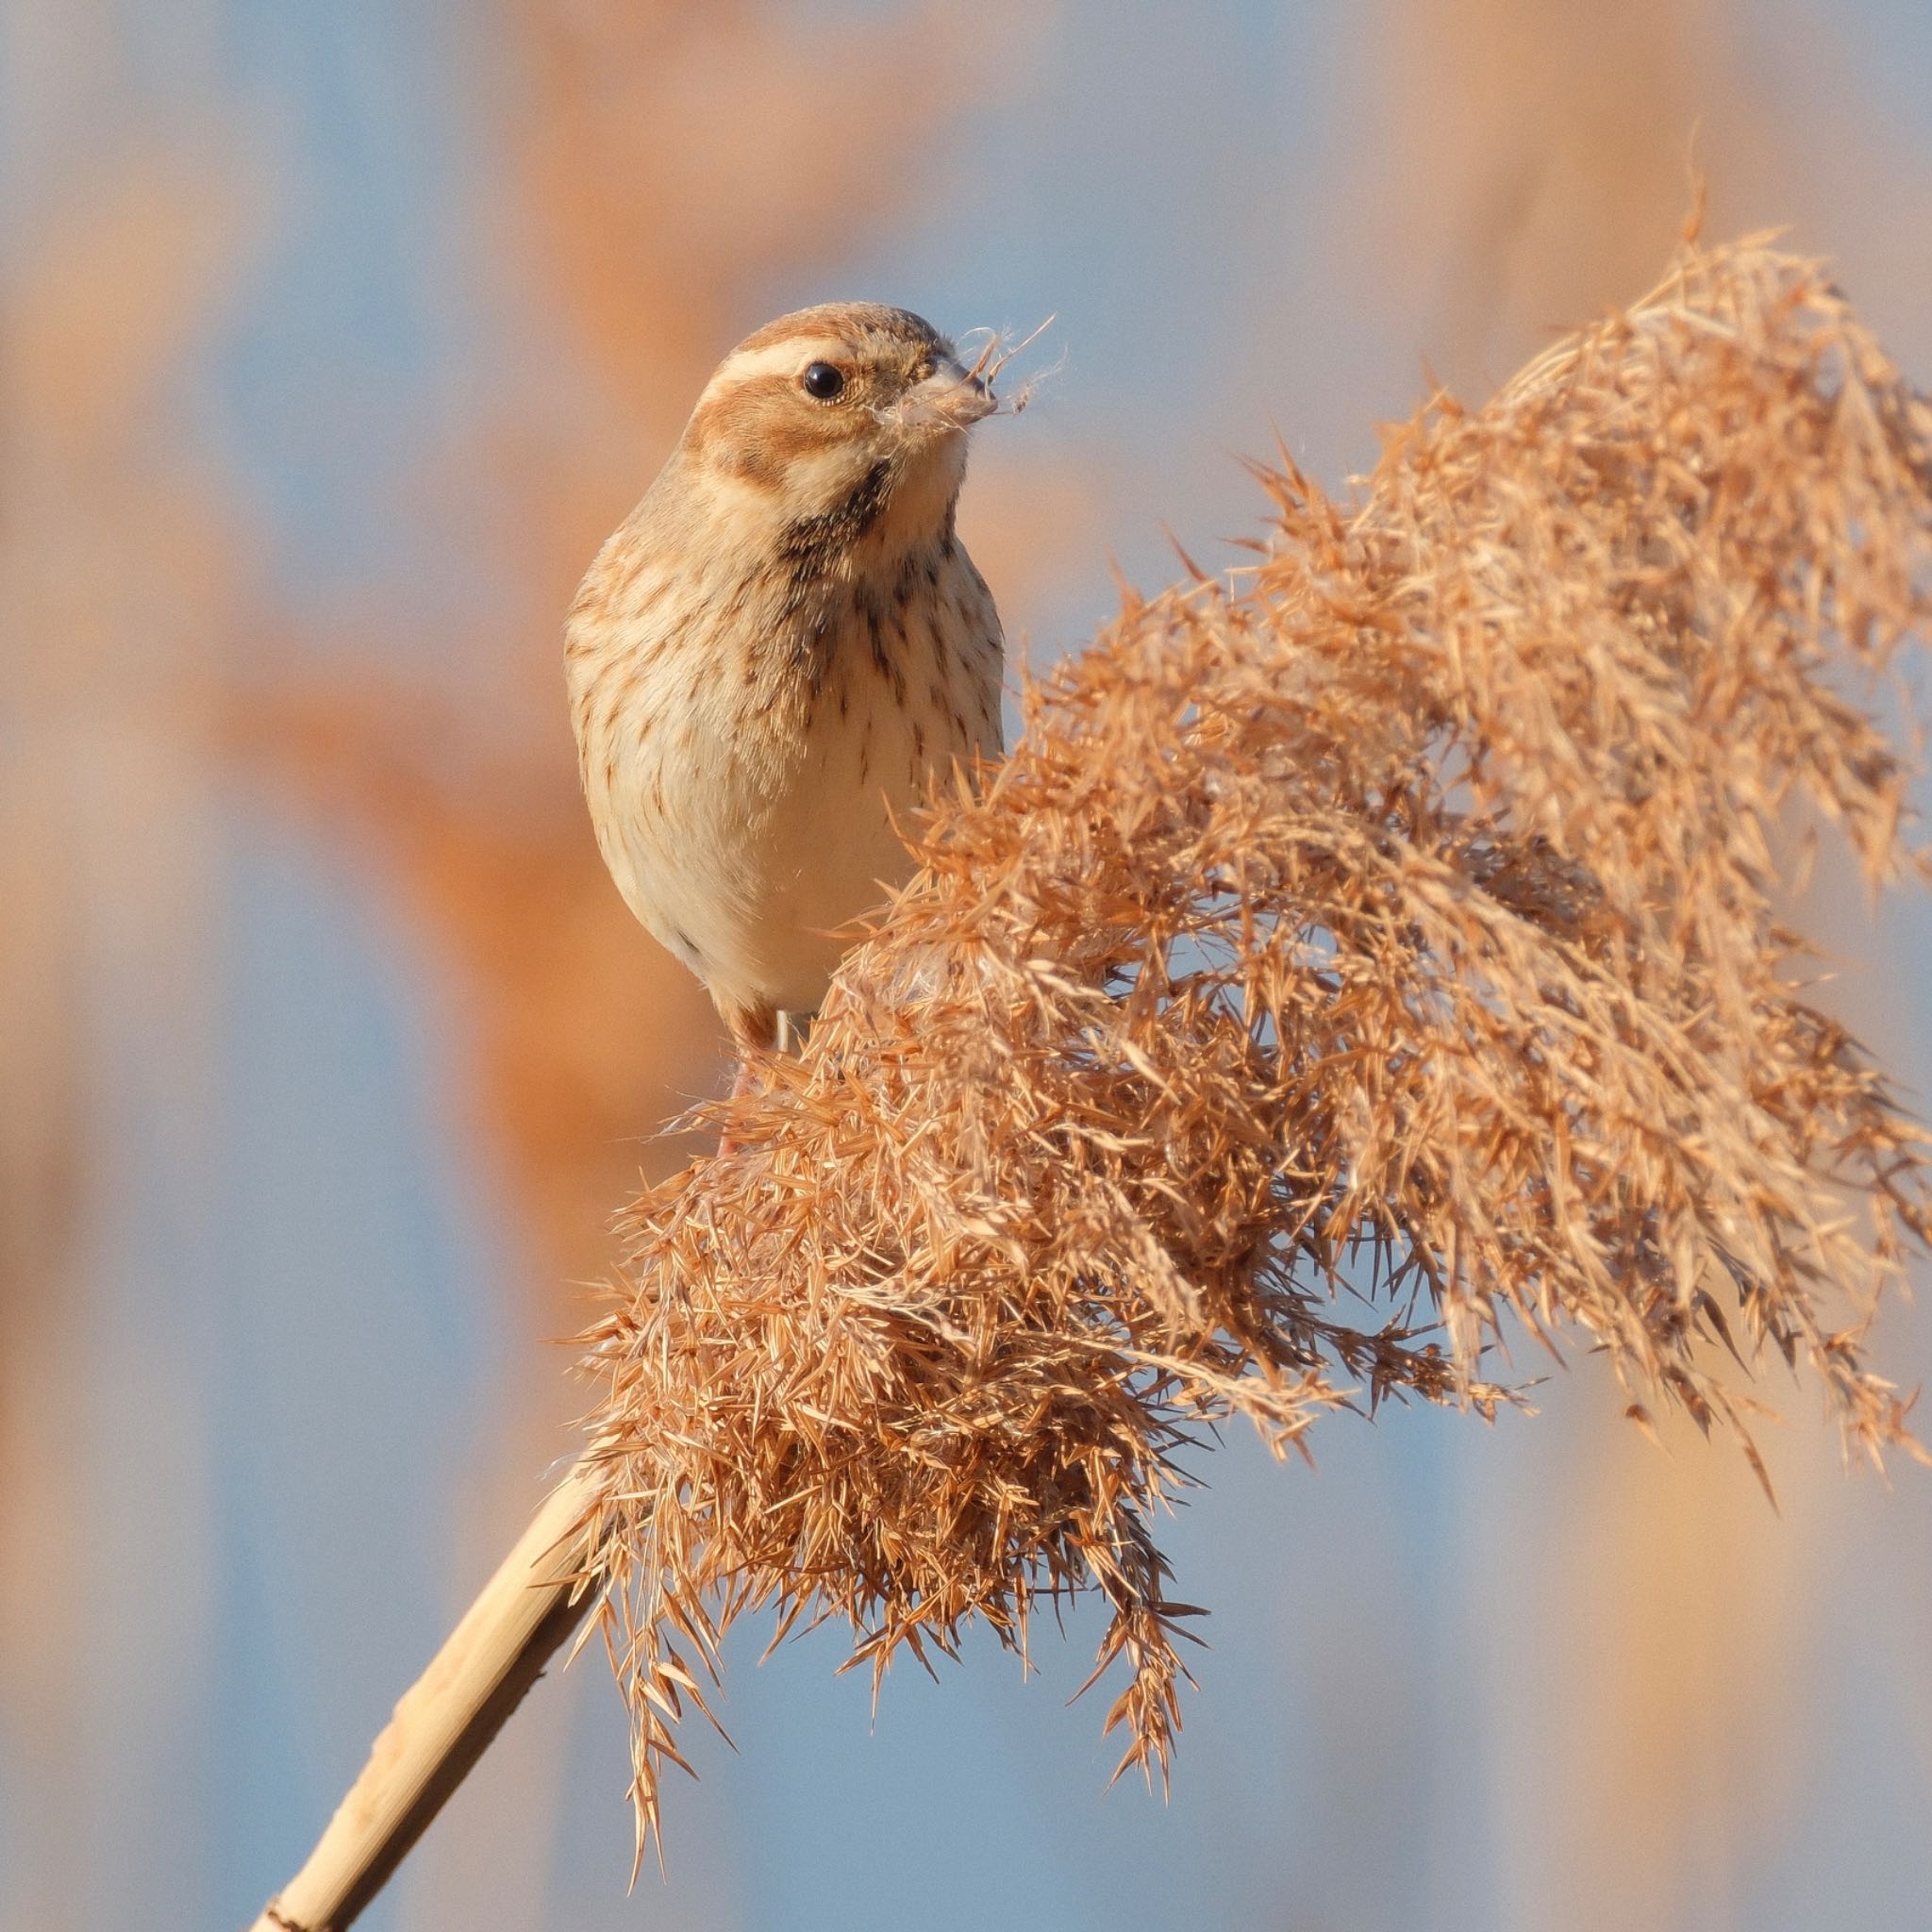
[576, 236, 1932, 1855]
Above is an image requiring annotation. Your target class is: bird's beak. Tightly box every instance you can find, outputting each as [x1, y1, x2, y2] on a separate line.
[895, 357, 997, 431]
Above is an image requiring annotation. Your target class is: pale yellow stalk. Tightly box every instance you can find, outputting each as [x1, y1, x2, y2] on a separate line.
[248, 1461, 602, 1932]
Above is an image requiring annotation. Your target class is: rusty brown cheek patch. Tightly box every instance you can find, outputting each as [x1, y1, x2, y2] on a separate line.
[691, 375, 856, 488]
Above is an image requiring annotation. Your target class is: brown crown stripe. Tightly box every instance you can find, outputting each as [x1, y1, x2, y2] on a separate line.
[734, 303, 944, 358]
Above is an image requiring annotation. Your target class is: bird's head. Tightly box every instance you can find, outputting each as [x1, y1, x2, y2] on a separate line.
[677, 303, 996, 536]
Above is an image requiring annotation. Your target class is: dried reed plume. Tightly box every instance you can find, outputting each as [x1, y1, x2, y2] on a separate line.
[577, 234, 1932, 1851]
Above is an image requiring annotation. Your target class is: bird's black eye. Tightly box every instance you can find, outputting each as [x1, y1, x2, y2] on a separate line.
[801, 361, 846, 400]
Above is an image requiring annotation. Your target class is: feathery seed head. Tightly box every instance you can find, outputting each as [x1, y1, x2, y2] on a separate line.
[577, 238, 1932, 1856]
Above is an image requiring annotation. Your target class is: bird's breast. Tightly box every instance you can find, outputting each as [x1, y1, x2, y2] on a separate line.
[568, 532, 1001, 1019]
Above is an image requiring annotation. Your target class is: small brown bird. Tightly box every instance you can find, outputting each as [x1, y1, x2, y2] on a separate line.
[565, 303, 1006, 1085]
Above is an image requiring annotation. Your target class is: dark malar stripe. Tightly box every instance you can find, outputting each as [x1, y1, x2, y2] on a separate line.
[778, 459, 894, 591]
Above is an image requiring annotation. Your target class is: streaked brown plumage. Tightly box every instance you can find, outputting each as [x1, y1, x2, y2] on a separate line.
[565, 303, 1005, 1072]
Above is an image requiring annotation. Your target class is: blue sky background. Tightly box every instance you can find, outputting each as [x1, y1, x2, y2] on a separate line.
[6, 3, 1932, 1927]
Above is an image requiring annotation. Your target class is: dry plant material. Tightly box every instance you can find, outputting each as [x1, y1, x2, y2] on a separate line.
[578, 237, 1932, 1851]
[956, 312, 1060, 416]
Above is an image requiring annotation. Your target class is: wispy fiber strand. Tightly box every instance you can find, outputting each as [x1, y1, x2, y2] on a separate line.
[575, 237, 1932, 1851]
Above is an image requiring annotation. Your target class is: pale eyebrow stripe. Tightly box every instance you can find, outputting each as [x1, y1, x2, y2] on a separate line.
[702, 335, 853, 398]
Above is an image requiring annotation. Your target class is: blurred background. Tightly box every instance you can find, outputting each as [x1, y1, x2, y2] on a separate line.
[6, 1, 1932, 1926]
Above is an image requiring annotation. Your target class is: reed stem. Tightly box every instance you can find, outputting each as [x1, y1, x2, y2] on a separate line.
[248, 1458, 601, 1932]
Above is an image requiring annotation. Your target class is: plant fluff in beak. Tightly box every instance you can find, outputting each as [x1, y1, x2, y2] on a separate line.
[894, 358, 997, 430]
